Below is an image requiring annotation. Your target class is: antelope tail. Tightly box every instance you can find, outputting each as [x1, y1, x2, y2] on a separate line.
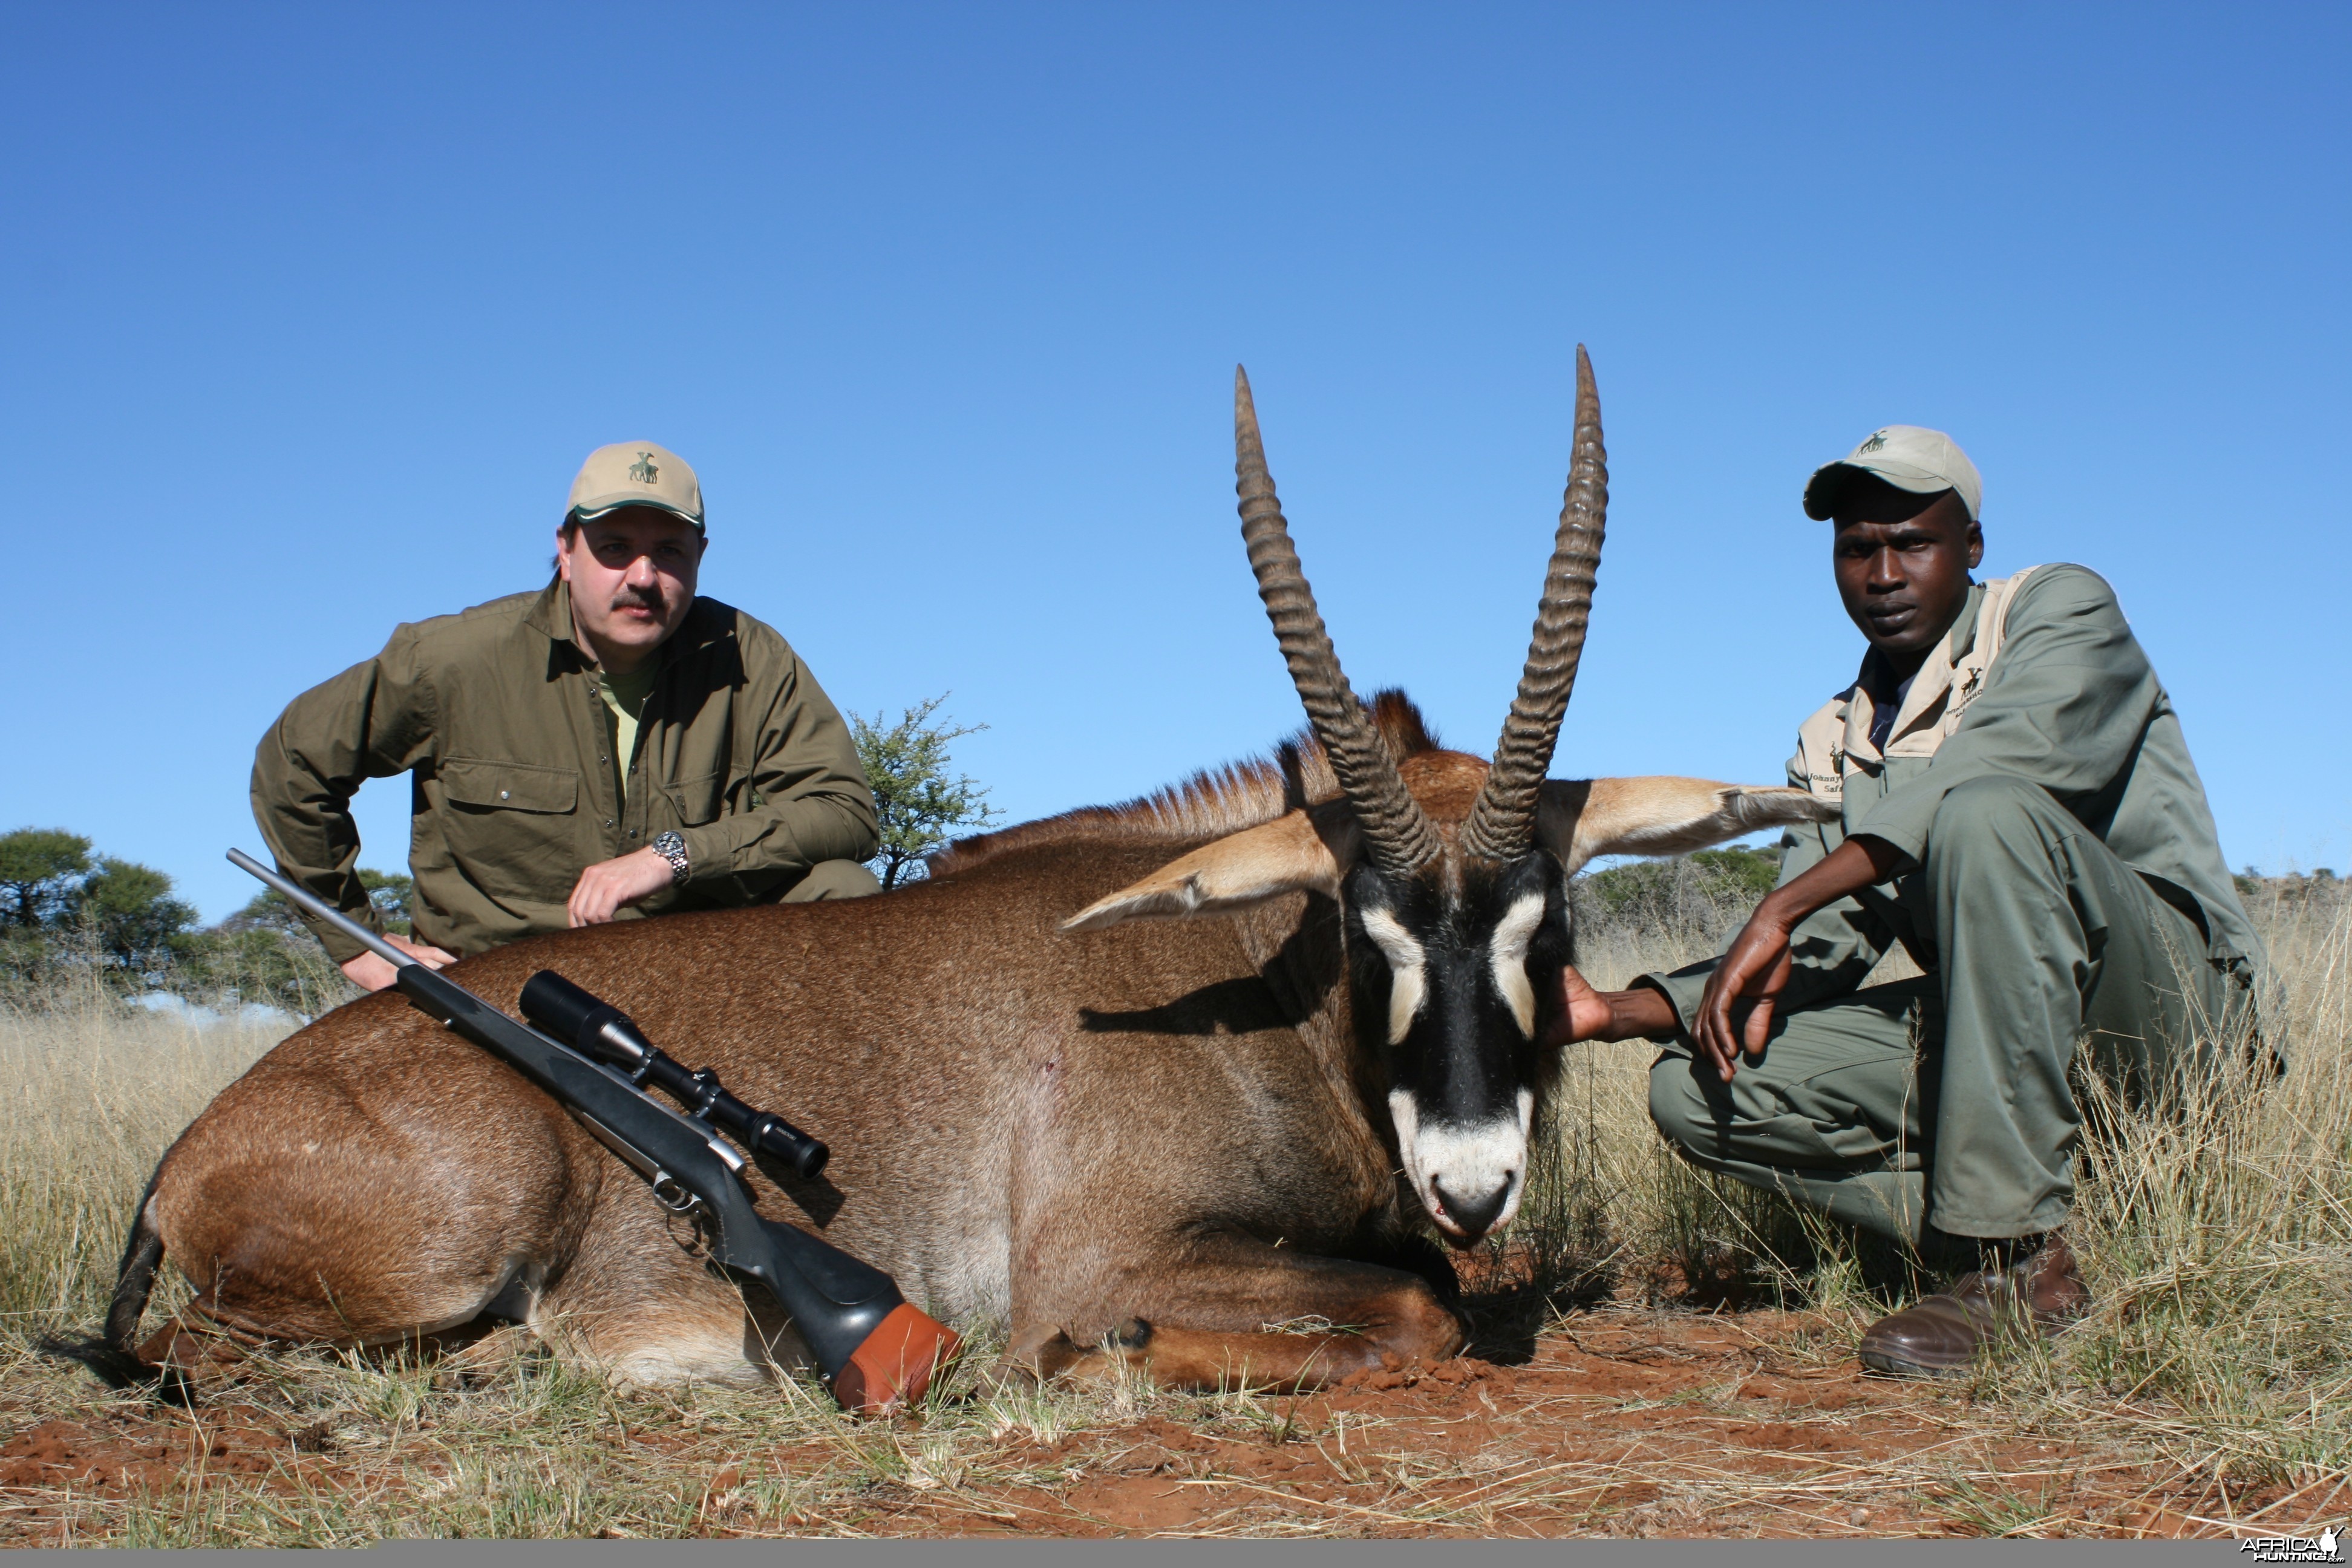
[102, 1164, 168, 1375]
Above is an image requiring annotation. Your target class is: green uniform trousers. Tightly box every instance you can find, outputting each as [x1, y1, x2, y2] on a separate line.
[1647, 775, 2237, 1245]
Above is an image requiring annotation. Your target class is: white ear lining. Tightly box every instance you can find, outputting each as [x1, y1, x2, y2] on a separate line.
[1060, 811, 1344, 933]
[1540, 778, 1840, 875]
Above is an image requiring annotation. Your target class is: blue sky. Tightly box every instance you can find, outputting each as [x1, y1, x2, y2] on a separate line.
[5, 4, 2345, 921]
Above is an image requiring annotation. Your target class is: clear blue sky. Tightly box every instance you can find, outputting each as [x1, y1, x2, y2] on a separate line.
[5, 4, 2345, 921]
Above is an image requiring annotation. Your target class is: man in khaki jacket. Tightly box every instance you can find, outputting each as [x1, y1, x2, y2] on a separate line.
[1547, 426, 2265, 1378]
[255, 442, 881, 993]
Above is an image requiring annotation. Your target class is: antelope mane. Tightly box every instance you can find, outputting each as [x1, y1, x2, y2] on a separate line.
[929, 691, 1441, 880]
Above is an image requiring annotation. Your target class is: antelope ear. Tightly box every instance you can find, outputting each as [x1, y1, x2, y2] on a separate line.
[1537, 777, 1838, 876]
[1060, 810, 1353, 933]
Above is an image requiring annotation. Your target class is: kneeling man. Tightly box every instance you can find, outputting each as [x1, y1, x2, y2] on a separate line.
[255, 441, 881, 992]
[1548, 426, 2265, 1376]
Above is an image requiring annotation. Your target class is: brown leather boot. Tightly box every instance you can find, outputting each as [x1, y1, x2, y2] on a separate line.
[1856, 1233, 2089, 1379]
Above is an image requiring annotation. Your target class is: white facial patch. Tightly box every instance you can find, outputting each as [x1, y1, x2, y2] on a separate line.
[1389, 1086, 1535, 1240]
[1359, 905, 1428, 1045]
[1486, 891, 1547, 1038]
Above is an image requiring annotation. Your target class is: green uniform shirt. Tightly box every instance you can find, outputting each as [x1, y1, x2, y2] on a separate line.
[252, 578, 880, 962]
[597, 662, 659, 803]
[1642, 564, 2268, 1031]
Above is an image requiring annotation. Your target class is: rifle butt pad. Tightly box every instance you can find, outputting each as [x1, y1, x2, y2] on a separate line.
[832, 1302, 961, 1415]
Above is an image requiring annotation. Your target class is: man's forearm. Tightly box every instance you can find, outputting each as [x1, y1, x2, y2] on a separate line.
[1591, 985, 1681, 1042]
[679, 789, 878, 881]
[1755, 832, 1905, 933]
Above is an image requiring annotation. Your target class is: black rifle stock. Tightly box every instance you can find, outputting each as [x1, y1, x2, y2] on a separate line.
[227, 848, 958, 1413]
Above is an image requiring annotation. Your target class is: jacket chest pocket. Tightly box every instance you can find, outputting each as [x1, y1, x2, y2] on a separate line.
[439, 758, 583, 898]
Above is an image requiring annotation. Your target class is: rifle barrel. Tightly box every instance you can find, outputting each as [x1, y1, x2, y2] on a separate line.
[226, 849, 416, 971]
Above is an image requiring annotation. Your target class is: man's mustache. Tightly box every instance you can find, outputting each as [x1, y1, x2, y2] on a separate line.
[610, 587, 665, 613]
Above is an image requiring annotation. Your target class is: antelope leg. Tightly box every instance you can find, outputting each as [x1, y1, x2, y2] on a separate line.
[1012, 1232, 1463, 1393]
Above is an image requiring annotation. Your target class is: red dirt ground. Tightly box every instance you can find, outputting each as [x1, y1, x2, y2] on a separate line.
[3, 1302, 2331, 1541]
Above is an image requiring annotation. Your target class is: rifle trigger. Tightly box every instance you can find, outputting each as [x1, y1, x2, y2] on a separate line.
[651, 1171, 701, 1215]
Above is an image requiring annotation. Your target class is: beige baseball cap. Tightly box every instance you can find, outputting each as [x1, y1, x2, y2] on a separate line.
[1803, 425, 1982, 523]
[566, 441, 704, 531]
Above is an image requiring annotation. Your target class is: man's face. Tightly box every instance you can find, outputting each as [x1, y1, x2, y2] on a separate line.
[1831, 479, 1982, 669]
[557, 507, 706, 670]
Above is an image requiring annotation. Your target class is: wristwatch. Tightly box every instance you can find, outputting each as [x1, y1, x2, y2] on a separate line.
[651, 831, 691, 886]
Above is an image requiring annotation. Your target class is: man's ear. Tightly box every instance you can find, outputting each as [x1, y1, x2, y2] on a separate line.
[1060, 809, 1356, 933]
[1537, 778, 1840, 876]
[1965, 521, 1984, 570]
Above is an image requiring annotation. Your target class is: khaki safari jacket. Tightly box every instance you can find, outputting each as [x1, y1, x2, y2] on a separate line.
[253, 579, 880, 963]
[1642, 564, 2268, 1031]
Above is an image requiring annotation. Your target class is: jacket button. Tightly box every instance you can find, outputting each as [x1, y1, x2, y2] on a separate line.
[498, 790, 510, 801]
[604, 819, 615, 828]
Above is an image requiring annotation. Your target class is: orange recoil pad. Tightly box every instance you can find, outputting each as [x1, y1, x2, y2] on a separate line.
[832, 1302, 961, 1416]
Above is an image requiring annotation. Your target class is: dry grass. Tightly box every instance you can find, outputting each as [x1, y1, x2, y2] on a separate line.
[0, 967, 293, 1327]
[1, 869, 2347, 1541]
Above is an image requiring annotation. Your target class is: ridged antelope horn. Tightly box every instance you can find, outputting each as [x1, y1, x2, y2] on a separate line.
[1235, 366, 1442, 878]
[1459, 344, 1609, 864]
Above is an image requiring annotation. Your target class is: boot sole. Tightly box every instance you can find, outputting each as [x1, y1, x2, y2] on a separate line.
[1857, 1344, 1971, 1379]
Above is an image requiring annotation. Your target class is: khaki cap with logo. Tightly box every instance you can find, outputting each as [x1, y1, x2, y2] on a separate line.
[566, 441, 704, 532]
[1803, 425, 1982, 523]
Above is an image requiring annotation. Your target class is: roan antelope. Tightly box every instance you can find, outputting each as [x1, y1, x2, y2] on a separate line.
[109, 350, 1834, 1391]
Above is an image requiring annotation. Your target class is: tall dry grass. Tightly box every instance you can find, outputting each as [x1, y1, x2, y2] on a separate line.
[0, 964, 309, 1327]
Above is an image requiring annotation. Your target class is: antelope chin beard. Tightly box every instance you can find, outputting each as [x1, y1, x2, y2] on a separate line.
[1389, 1088, 1535, 1247]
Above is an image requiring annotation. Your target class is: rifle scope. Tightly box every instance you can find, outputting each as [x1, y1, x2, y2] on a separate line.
[518, 972, 830, 1181]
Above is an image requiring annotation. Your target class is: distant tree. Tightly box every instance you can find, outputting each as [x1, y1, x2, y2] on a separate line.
[223, 887, 305, 939]
[360, 868, 414, 932]
[75, 857, 198, 972]
[1579, 843, 1782, 919]
[1689, 846, 1782, 900]
[849, 694, 1002, 890]
[0, 828, 93, 929]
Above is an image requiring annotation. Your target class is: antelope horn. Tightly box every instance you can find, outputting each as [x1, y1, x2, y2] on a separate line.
[1235, 366, 1442, 878]
[1460, 344, 1608, 863]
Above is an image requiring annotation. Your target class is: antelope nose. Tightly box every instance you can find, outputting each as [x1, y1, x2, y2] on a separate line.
[1430, 1173, 1512, 1238]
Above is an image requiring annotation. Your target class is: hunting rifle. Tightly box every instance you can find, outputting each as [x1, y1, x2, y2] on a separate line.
[227, 848, 959, 1414]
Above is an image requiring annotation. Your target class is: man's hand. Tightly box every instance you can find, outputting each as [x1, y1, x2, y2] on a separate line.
[341, 932, 457, 994]
[1540, 966, 1681, 1049]
[1691, 832, 1909, 1082]
[568, 846, 678, 927]
[1692, 910, 1796, 1082]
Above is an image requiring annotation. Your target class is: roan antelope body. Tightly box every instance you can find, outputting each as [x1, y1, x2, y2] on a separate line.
[109, 351, 1835, 1391]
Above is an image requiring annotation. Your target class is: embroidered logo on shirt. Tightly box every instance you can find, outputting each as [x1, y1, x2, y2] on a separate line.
[1950, 666, 1984, 717]
[628, 451, 660, 484]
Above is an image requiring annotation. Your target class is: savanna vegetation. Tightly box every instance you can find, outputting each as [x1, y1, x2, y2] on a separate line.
[2, 739, 2345, 1541]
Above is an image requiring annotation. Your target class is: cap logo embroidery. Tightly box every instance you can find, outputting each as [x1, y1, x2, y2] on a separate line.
[627, 451, 660, 484]
[1857, 431, 1889, 454]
